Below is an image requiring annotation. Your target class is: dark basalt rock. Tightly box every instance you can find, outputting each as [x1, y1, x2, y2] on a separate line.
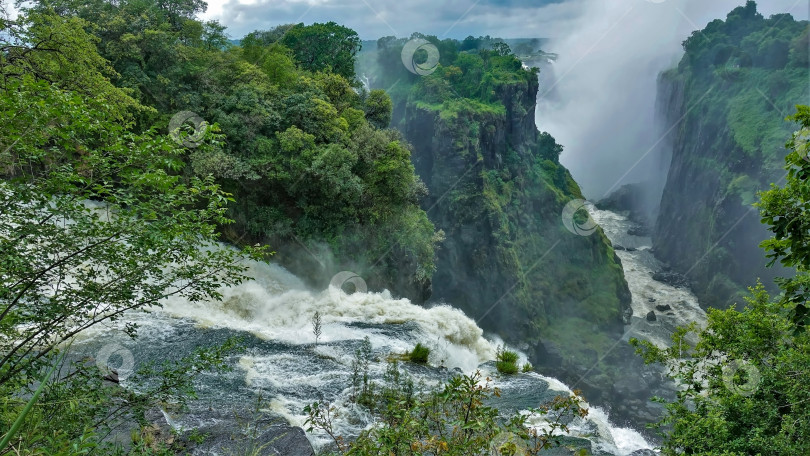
[652, 271, 690, 288]
[627, 225, 651, 237]
[646, 311, 657, 322]
[141, 407, 315, 456]
[655, 304, 672, 312]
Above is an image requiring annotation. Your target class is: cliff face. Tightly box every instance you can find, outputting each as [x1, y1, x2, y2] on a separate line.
[400, 69, 632, 386]
[653, 4, 808, 308]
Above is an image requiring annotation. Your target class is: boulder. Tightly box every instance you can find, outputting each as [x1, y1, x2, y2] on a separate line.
[652, 271, 690, 288]
[655, 304, 672, 312]
[646, 311, 657, 322]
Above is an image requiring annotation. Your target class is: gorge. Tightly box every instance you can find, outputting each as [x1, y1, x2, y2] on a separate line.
[2, 0, 809, 454]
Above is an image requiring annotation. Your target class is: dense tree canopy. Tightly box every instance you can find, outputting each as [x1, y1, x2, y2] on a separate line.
[0, 0, 442, 451]
[16, 0, 440, 289]
[0, 5, 256, 449]
[280, 22, 362, 80]
[632, 107, 810, 455]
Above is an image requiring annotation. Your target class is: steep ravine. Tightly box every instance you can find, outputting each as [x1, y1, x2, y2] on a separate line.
[398, 70, 636, 418]
[653, 4, 808, 309]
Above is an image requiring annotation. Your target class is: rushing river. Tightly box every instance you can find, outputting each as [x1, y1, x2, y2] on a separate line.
[72, 206, 698, 455]
[588, 204, 707, 349]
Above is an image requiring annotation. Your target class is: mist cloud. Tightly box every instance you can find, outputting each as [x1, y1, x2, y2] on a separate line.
[535, 0, 808, 199]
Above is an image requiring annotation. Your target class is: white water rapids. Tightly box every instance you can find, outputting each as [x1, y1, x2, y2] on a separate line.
[588, 204, 707, 349]
[71, 206, 699, 455]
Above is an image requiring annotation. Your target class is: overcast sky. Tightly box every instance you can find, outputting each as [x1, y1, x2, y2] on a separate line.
[201, 0, 809, 43]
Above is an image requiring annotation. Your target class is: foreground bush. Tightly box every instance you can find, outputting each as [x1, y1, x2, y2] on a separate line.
[306, 366, 588, 455]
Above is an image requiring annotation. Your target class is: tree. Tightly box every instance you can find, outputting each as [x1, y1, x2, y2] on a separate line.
[363, 89, 393, 129]
[0, 8, 142, 118]
[0, 75, 258, 390]
[306, 368, 590, 455]
[0, 74, 263, 452]
[631, 284, 810, 455]
[491, 41, 512, 56]
[758, 106, 810, 331]
[281, 22, 361, 80]
[630, 106, 810, 455]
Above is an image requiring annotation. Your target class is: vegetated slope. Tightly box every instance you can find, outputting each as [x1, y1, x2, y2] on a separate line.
[360, 36, 633, 397]
[655, 0, 809, 309]
[38, 0, 441, 301]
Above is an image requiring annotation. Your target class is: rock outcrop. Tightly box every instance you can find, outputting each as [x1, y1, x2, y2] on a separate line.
[653, 4, 807, 309]
[399, 60, 633, 411]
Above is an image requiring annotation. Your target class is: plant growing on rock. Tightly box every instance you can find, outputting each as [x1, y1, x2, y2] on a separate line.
[305, 366, 589, 455]
[496, 346, 520, 375]
[408, 343, 430, 364]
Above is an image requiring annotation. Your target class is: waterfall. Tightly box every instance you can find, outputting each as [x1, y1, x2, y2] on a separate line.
[75, 245, 656, 455]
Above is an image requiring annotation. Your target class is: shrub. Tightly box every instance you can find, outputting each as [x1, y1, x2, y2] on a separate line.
[409, 343, 430, 364]
[496, 346, 519, 375]
[522, 363, 533, 373]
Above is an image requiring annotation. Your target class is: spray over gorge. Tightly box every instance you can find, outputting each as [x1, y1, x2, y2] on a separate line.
[2, 0, 809, 455]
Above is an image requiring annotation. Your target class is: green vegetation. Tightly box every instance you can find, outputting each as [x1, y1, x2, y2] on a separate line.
[307, 360, 589, 455]
[655, 0, 809, 308]
[759, 106, 810, 332]
[20, 0, 441, 296]
[365, 34, 536, 124]
[357, 33, 630, 395]
[495, 347, 520, 375]
[631, 106, 810, 455]
[408, 343, 430, 364]
[0, 37, 252, 450]
[0, 0, 438, 452]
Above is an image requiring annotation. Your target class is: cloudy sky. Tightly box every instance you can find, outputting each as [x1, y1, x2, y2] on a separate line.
[201, 0, 808, 42]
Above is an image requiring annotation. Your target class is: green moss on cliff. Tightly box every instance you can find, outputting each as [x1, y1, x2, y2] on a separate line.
[655, 1, 808, 308]
[366, 38, 632, 376]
